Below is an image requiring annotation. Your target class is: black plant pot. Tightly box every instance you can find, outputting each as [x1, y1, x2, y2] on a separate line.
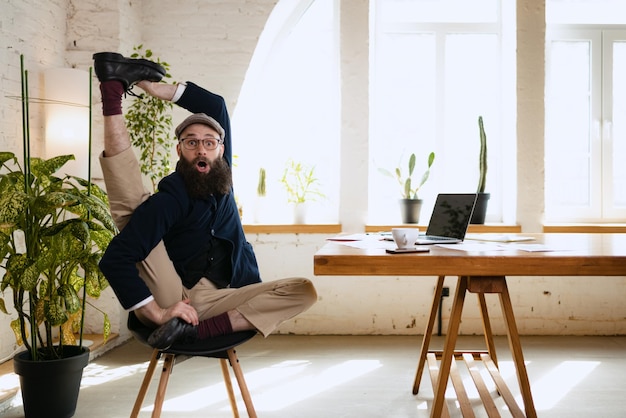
[399, 198, 423, 224]
[13, 346, 90, 418]
[470, 192, 490, 224]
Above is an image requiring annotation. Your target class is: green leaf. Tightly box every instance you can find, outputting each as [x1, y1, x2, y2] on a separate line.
[408, 153, 416, 176]
[30, 155, 74, 178]
[58, 284, 81, 313]
[0, 152, 17, 167]
[44, 296, 68, 327]
[0, 191, 29, 227]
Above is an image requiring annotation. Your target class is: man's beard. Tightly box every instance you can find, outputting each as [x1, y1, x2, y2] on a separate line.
[176, 156, 232, 199]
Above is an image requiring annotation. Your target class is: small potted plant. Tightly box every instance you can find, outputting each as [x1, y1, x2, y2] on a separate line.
[379, 151, 435, 223]
[471, 116, 490, 224]
[280, 159, 324, 224]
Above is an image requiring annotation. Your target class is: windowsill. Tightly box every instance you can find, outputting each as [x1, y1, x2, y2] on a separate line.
[365, 224, 522, 233]
[543, 223, 626, 233]
[243, 224, 342, 234]
[242, 224, 522, 234]
[243, 223, 626, 235]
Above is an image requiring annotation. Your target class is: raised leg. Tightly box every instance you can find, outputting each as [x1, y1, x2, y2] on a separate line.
[413, 276, 446, 394]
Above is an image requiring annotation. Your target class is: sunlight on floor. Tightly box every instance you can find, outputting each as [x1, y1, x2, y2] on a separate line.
[529, 361, 600, 411]
[81, 361, 149, 388]
[156, 359, 383, 413]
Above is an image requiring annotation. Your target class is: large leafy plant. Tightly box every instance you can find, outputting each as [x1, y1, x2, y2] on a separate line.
[125, 45, 174, 192]
[0, 152, 117, 361]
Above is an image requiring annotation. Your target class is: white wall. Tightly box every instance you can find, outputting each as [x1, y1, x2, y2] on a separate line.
[0, 0, 624, 362]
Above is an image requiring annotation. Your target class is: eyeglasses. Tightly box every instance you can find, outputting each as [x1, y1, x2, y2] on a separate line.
[179, 137, 223, 151]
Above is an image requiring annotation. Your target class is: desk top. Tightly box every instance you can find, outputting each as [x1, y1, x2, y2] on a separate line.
[314, 233, 626, 277]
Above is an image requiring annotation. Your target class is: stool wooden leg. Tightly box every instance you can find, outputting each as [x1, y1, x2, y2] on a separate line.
[431, 276, 468, 418]
[227, 349, 257, 418]
[413, 275, 446, 394]
[131, 349, 160, 418]
[220, 358, 240, 418]
[152, 353, 175, 418]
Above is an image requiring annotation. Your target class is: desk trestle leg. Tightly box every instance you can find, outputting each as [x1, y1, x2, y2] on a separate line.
[413, 275, 537, 418]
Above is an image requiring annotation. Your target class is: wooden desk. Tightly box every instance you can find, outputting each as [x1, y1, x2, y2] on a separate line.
[313, 234, 626, 417]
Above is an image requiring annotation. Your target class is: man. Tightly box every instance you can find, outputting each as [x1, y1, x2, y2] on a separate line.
[93, 52, 317, 349]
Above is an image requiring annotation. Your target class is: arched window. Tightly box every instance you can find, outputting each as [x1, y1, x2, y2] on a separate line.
[233, 0, 339, 224]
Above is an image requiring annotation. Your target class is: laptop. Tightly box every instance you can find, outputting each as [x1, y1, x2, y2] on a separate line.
[414, 193, 478, 244]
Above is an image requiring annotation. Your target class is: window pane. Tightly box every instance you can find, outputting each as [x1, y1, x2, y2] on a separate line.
[369, 32, 437, 223]
[379, 0, 498, 23]
[443, 34, 500, 194]
[233, 0, 339, 223]
[545, 40, 593, 212]
[370, 0, 506, 224]
[547, 0, 626, 24]
[612, 41, 626, 208]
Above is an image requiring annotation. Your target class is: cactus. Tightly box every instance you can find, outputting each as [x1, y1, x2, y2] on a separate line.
[257, 167, 266, 197]
[477, 116, 487, 193]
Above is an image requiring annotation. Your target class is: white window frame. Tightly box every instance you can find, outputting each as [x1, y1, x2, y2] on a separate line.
[545, 26, 626, 221]
[368, 0, 515, 225]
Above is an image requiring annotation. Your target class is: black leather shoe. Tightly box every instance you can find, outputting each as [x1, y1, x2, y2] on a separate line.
[92, 52, 166, 91]
[147, 317, 198, 350]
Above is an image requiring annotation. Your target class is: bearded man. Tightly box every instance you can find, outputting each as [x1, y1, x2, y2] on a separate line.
[94, 52, 317, 349]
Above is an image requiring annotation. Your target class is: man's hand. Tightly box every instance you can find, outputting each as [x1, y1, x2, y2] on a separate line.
[136, 80, 177, 101]
[135, 299, 199, 328]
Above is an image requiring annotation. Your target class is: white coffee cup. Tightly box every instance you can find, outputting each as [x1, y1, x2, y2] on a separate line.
[391, 227, 419, 249]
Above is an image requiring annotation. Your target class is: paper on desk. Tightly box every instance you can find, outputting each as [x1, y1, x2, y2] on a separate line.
[326, 233, 397, 249]
[335, 237, 397, 250]
[435, 243, 505, 252]
[465, 233, 535, 243]
[499, 243, 559, 252]
[326, 233, 370, 241]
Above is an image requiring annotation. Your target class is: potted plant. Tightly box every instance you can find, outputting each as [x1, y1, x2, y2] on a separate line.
[280, 159, 324, 224]
[0, 153, 116, 417]
[379, 151, 435, 223]
[471, 116, 490, 224]
[125, 45, 174, 192]
[0, 57, 116, 418]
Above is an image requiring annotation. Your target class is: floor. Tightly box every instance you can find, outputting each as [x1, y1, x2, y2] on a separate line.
[1, 335, 625, 417]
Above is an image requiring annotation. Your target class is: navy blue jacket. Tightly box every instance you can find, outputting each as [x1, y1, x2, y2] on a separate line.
[99, 82, 261, 309]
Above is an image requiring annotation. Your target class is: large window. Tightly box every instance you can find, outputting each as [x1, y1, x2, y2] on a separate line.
[545, 1, 626, 221]
[368, 0, 515, 224]
[232, 0, 339, 224]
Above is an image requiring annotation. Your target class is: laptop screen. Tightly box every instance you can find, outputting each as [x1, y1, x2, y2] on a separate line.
[425, 194, 478, 239]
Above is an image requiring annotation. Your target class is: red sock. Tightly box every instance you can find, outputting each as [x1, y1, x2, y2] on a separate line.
[197, 312, 233, 339]
[99, 81, 124, 116]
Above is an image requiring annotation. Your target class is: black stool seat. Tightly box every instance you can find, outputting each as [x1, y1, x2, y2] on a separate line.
[127, 312, 258, 418]
[127, 311, 257, 357]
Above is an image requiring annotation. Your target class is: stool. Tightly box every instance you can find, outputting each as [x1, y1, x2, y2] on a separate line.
[127, 312, 258, 418]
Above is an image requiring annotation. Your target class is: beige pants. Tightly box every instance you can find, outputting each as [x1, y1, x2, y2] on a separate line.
[99, 148, 317, 336]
